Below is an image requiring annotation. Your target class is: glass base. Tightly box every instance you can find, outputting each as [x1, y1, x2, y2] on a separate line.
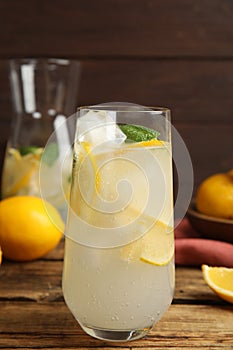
[81, 324, 152, 342]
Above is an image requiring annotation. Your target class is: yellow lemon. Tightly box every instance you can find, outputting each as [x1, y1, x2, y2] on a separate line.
[0, 196, 64, 262]
[202, 265, 233, 304]
[130, 139, 165, 148]
[121, 220, 174, 266]
[196, 170, 233, 220]
[2, 147, 42, 197]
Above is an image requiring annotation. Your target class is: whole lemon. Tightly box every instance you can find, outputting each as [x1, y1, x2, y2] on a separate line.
[0, 196, 64, 261]
[196, 170, 233, 220]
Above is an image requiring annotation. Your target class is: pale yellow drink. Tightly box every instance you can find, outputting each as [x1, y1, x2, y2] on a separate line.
[63, 133, 174, 340]
[1, 145, 71, 220]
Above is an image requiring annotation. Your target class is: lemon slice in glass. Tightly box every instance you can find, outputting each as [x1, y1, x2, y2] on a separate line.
[121, 220, 174, 266]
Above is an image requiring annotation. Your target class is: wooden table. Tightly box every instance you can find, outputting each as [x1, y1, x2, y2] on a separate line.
[0, 241, 232, 349]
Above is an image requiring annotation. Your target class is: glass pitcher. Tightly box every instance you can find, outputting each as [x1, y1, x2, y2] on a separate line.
[1, 58, 80, 221]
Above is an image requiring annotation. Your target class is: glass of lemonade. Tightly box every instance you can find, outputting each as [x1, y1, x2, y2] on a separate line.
[62, 104, 174, 342]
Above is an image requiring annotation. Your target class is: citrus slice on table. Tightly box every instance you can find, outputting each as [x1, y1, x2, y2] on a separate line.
[202, 265, 233, 304]
[121, 220, 174, 266]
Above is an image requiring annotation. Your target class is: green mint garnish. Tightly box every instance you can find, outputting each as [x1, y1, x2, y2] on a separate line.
[119, 124, 160, 142]
[19, 146, 39, 156]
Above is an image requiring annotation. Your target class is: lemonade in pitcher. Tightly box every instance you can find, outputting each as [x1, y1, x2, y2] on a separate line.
[1, 58, 80, 220]
[62, 105, 174, 342]
[1, 143, 72, 220]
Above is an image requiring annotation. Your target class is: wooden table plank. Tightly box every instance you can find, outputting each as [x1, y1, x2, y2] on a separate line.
[0, 244, 225, 304]
[0, 302, 232, 348]
[2, 348, 231, 350]
[0, 243, 232, 349]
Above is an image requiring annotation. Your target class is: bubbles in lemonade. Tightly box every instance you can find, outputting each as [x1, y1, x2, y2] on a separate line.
[63, 113, 174, 335]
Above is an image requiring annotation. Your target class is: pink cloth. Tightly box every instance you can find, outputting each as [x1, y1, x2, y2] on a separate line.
[175, 218, 233, 267]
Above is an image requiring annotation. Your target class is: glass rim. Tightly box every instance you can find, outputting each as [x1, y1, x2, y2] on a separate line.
[77, 104, 170, 114]
[9, 57, 78, 66]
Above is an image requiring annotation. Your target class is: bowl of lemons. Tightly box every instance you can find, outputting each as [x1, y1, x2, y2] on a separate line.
[187, 169, 233, 244]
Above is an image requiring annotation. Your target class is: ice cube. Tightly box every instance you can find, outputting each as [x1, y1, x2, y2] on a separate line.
[76, 110, 126, 146]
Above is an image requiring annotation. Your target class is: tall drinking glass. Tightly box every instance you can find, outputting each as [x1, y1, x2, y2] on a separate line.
[62, 104, 174, 342]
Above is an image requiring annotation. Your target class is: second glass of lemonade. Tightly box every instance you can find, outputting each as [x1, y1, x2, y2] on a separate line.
[62, 104, 174, 342]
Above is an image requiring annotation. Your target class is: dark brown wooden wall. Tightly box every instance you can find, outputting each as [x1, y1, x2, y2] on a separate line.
[0, 0, 233, 192]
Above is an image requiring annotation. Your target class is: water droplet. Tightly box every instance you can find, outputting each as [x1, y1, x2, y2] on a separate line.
[121, 301, 129, 308]
[147, 314, 156, 322]
[130, 315, 134, 320]
[91, 294, 97, 302]
[111, 315, 119, 321]
[137, 303, 141, 308]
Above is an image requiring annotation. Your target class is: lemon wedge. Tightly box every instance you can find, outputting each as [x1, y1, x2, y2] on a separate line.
[202, 265, 233, 304]
[80, 141, 101, 192]
[3, 148, 42, 197]
[121, 220, 174, 266]
[8, 148, 22, 160]
[130, 139, 165, 148]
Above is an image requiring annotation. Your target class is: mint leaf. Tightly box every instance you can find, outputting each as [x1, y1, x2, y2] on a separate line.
[119, 124, 160, 142]
[19, 146, 39, 156]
